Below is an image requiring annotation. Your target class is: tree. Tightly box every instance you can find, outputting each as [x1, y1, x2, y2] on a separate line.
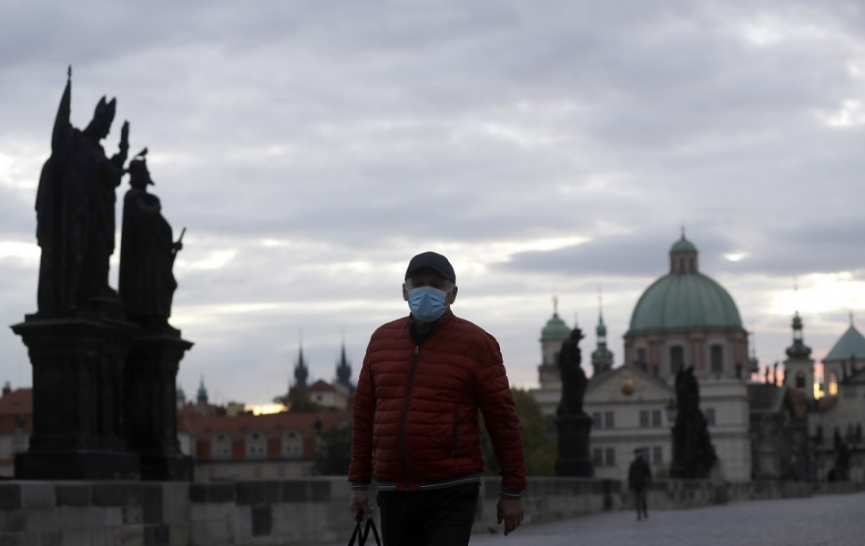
[480, 387, 557, 477]
[314, 420, 353, 475]
[273, 386, 323, 413]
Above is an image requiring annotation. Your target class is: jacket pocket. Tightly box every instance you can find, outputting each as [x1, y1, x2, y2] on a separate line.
[450, 410, 459, 456]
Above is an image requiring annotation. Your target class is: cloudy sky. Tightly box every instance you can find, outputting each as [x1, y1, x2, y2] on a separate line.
[1, 1, 864, 406]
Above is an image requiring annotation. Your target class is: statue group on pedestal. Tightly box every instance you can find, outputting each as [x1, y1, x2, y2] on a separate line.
[35, 68, 183, 332]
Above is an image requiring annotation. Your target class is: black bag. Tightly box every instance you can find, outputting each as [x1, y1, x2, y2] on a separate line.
[348, 515, 381, 546]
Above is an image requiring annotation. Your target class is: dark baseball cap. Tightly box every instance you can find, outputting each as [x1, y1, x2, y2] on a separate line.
[405, 251, 456, 283]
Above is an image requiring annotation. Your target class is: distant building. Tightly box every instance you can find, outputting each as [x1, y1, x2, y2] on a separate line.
[307, 380, 350, 410]
[178, 406, 351, 482]
[0, 385, 31, 477]
[532, 235, 753, 482]
[808, 317, 865, 482]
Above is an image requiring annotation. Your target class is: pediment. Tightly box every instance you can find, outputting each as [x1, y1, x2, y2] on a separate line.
[586, 364, 673, 403]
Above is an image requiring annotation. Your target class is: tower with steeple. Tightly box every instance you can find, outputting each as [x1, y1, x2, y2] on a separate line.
[537, 296, 571, 389]
[196, 376, 209, 405]
[294, 346, 309, 389]
[590, 294, 614, 376]
[336, 342, 353, 392]
[783, 311, 814, 397]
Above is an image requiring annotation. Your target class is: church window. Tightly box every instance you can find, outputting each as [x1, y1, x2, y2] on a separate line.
[604, 447, 615, 466]
[670, 346, 684, 374]
[710, 345, 723, 374]
[795, 371, 806, 389]
[651, 410, 662, 427]
[829, 373, 839, 396]
[604, 411, 614, 429]
[640, 410, 649, 428]
[704, 408, 716, 426]
[636, 348, 647, 369]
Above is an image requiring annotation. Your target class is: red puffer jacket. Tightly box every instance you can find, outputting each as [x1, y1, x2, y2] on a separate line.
[349, 313, 526, 494]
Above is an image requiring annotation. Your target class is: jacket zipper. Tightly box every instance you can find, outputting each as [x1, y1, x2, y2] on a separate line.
[398, 344, 421, 489]
[450, 410, 459, 456]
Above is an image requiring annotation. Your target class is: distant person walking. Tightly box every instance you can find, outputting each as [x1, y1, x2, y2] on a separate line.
[349, 251, 526, 545]
[628, 448, 652, 520]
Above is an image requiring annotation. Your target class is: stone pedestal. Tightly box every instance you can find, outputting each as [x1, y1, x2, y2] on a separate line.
[11, 314, 140, 480]
[124, 332, 194, 480]
[556, 413, 594, 477]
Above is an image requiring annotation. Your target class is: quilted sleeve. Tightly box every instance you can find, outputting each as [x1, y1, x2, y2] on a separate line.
[348, 339, 375, 487]
[474, 334, 527, 495]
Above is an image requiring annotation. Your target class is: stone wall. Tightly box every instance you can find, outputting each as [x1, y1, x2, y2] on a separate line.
[0, 478, 862, 545]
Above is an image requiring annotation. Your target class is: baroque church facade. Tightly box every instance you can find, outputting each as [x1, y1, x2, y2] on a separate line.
[530, 234, 863, 483]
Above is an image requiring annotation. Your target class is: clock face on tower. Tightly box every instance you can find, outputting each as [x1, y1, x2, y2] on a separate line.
[621, 378, 635, 396]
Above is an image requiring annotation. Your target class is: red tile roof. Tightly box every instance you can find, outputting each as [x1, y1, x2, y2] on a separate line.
[0, 388, 32, 416]
[178, 408, 351, 439]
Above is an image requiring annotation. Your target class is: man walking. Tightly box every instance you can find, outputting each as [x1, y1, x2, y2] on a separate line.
[349, 251, 526, 545]
[628, 448, 652, 520]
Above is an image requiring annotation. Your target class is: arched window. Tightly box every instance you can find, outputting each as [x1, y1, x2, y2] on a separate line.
[829, 372, 839, 396]
[795, 371, 806, 389]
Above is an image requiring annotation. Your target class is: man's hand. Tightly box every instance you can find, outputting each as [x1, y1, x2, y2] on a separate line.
[349, 490, 373, 521]
[496, 497, 524, 536]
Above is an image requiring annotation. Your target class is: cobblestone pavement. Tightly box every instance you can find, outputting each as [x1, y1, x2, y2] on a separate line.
[469, 493, 865, 546]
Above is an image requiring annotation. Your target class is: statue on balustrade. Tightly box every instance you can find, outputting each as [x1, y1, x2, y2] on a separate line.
[555, 327, 593, 477]
[670, 366, 717, 479]
[557, 328, 588, 417]
[119, 150, 183, 332]
[35, 67, 128, 314]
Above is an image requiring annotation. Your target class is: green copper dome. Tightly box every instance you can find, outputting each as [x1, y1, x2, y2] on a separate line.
[823, 323, 865, 362]
[671, 237, 698, 253]
[541, 313, 570, 340]
[627, 237, 743, 335]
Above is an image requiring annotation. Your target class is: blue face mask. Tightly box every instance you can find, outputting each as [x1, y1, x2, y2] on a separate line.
[407, 286, 449, 322]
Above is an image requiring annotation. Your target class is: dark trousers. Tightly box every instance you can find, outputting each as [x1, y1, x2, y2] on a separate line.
[634, 487, 648, 517]
[376, 483, 479, 546]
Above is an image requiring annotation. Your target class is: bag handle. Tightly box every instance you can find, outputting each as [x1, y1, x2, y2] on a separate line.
[348, 514, 381, 546]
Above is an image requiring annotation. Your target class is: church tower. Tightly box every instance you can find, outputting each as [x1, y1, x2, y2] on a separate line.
[537, 297, 570, 389]
[196, 376, 208, 405]
[294, 346, 309, 389]
[783, 311, 814, 397]
[336, 342, 353, 392]
[590, 297, 614, 376]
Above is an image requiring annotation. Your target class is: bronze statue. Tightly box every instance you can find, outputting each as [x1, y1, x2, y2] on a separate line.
[555, 327, 593, 477]
[119, 151, 183, 331]
[557, 328, 588, 416]
[35, 68, 128, 313]
[670, 366, 717, 479]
